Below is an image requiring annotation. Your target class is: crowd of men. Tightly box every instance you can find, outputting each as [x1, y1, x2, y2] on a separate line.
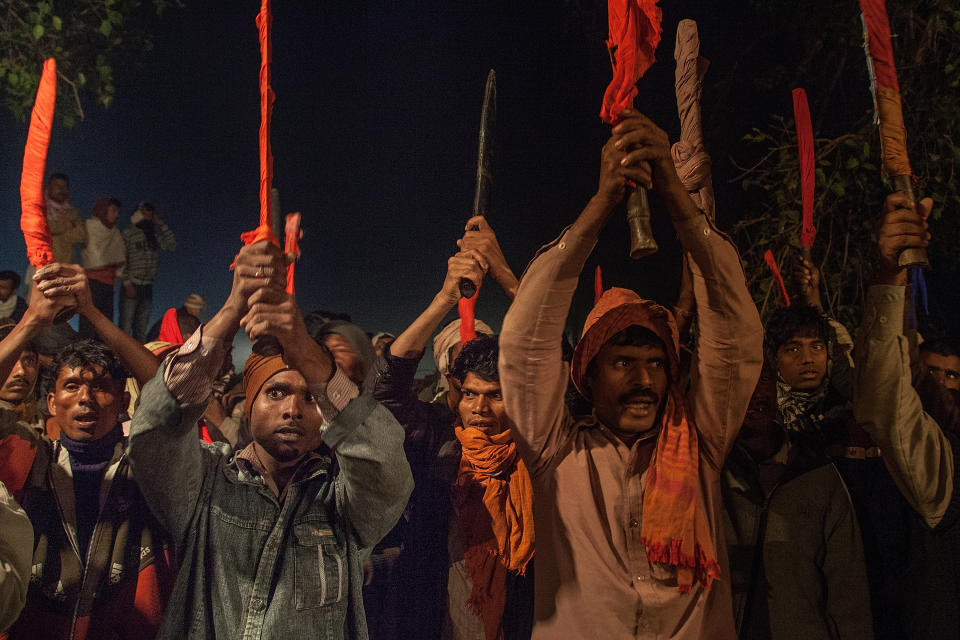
[0, 109, 957, 640]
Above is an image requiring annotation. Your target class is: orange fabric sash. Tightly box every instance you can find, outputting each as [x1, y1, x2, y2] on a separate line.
[454, 426, 534, 640]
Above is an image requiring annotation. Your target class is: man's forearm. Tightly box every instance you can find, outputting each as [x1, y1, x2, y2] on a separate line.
[323, 397, 414, 548]
[81, 305, 159, 386]
[390, 294, 455, 359]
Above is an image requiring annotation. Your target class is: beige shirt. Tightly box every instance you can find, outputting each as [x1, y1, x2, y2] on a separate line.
[499, 213, 762, 639]
[853, 285, 955, 527]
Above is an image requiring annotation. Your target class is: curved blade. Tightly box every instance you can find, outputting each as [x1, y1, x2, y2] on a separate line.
[460, 69, 497, 299]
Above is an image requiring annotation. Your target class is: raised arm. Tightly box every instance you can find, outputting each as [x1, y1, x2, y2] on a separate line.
[242, 269, 413, 548]
[376, 247, 484, 429]
[129, 241, 287, 541]
[499, 110, 659, 471]
[0, 267, 74, 384]
[35, 264, 159, 385]
[854, 194, 953, 528]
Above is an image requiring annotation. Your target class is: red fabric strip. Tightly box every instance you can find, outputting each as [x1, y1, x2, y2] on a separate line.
[594, 265, 604, 305]
[20, 58, 57, 268]
[284, 212, 302, 294]
[764, 249, 791, 307]
[792, 88, 816, 248]
[600, 0, 662, 125]
[458, 285, 480, 345]
[860, 0, 899, 92]
[157, 308, 184, 345]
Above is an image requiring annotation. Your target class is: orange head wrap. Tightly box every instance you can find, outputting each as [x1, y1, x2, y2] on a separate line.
[571, 287, 681, 411]
[242, 352, 292, 419]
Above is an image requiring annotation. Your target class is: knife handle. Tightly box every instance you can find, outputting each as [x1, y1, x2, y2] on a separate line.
[459, 222, 481, 298]
[627, 186, 658, 259]
[893, 175, 929, 269]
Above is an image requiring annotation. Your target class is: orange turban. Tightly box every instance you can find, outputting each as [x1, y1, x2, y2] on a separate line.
[242, 353, 292, 419]
[571, 287, 680, 405]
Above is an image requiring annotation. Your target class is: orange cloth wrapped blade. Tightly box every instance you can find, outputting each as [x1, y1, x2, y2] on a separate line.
[241, 0, 280, 248]
[20, 58, 57, 268]
[859, 0, 911, 178]
[792, 88, 816, 248]
[284, 212, 302, 294]
[599, 0, 662, 125]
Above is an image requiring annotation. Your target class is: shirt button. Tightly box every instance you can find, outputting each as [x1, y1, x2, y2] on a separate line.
[558, 241, 566, 250]
[251, 597, 266, 612]
[702, 227, 710, 236]
[630, 518, 640, 528]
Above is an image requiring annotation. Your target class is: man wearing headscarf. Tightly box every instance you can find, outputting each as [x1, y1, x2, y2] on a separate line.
[370, 219, 523, 639]
[851, 192, 960, 640]
[127, 240, 413, 639]
[498, 110, 762, 639]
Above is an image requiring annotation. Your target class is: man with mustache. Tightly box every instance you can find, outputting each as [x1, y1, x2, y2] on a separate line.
[0, 322, 39, 426]
[371, 226, 529, 640]
[126, 240, 413, 639]
[498, 110, 763, 638]
[0, 264, 174, 639]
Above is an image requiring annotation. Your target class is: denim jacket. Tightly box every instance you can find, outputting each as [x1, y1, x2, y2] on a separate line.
[128, 364, 413, 639]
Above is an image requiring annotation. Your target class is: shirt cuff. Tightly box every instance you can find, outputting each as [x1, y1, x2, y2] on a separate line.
[313, 367, 360, 424]
[162, 324, 228, 405]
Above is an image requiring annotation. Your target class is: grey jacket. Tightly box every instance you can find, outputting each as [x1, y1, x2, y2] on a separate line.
[128, 364, 414, 639]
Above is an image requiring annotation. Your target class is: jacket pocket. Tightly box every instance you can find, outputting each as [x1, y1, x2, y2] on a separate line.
[293, 522, 346, 610]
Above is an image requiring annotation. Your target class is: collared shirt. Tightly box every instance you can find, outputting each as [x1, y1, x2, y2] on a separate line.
[499, 214, 763, 639]
[129, 329, 413, 639]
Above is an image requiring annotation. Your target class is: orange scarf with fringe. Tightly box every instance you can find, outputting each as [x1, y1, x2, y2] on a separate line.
[571, 287, 719, 592]
[454, 426, 534, 640]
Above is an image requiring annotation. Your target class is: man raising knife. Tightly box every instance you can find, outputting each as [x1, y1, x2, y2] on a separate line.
[499, 109, 762, 639]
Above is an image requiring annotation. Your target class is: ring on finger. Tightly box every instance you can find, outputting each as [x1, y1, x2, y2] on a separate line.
[255, 266, 265, 278]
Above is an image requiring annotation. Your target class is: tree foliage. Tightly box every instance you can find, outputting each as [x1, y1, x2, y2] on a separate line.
[730, 0, 960, 332]
[0, 0, 181, 126]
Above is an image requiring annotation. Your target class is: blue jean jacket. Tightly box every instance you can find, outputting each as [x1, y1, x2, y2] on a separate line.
[128, 365, 413, 639]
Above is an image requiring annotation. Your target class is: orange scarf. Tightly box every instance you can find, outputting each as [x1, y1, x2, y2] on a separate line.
[454, 426, 534, 640]
[571, 287, 719, 592]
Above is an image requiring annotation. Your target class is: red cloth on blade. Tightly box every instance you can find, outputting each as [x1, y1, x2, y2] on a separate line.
[236, 1, 281, 254]
[860, 0, 900, 92]
[20, 58, 57, 268]
[792, 88, 817, 248]
[594, 265, 604, 305]
[284, 212, 302, 294]
[764, 250, 791, 307]
[600, 0, 662, 125]
[459, 285, 480, 345]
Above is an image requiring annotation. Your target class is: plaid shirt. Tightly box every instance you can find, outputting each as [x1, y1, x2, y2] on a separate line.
[121, 222, 176, 285]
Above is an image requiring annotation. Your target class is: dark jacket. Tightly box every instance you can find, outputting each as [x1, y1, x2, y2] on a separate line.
[0, 410, 175, 640]
[372, 351, 533, 640]
[723, 435, 874, 640]
[127, 364, 413, 640]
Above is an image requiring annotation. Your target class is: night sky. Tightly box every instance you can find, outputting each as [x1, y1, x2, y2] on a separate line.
[0, 2, 787, 368]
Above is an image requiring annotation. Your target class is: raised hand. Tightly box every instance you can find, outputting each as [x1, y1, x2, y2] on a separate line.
[875, 193, 931, 286]
[456, 216, 518, 299]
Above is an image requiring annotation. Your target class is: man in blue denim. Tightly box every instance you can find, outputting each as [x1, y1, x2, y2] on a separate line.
[128, 240, 414, 639]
